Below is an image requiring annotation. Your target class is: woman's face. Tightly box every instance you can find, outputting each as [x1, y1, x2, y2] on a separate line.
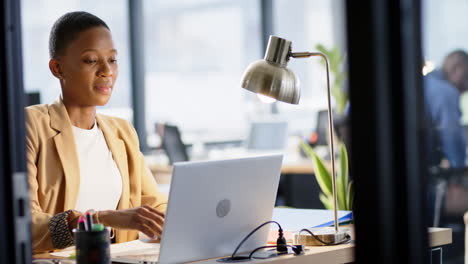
[52, 26, 118, 107]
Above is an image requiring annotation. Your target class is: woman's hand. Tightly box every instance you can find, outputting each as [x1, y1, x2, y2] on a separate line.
[99, 206, 165, 239]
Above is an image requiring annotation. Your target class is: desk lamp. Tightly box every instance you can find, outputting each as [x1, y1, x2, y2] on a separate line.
[241, 35, 348, 244]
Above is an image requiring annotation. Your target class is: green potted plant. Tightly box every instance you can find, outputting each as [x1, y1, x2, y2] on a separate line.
[315, 44, 348, 114]
[300, 140, 354, 211]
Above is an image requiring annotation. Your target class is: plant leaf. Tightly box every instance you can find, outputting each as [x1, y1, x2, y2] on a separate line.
[336, 175, 346, 211]
[346, 180, 354, 210]
[338, 143, 349, 210]
[300, 140, 314, 157]
[300, 141, 333, 197]
[319, 192, 334, 210]
[311, 153, 333, 197]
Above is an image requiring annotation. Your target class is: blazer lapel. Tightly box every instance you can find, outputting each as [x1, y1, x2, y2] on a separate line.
[96, 115, 130, 210]
[49, 99, 80, 210]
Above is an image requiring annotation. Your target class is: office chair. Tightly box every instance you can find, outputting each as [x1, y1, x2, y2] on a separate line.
[307, 110, 329, 147]
[156, 123, 189, 165]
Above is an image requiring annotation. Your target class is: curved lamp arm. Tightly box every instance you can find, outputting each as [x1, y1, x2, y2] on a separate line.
[291, 52, 338, 233]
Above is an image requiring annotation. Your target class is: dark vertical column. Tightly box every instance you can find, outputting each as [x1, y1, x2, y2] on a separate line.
[400, 0, 428, 261]
[0, 0, 31, 263]
[260, 0, 273, 52]
[260, 0, 278, 114]
[128, 0, 149, 152]
[346, 0, 428, 263]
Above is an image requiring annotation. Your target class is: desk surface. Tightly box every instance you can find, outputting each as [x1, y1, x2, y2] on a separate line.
[148, 159, 314, 178]
[146, 150, 317, 183]
[33, 227, 451, 264]
[193, 227, 451, 264]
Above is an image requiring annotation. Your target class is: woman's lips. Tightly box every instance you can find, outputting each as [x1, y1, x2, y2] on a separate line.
[95, 85, 112, 94]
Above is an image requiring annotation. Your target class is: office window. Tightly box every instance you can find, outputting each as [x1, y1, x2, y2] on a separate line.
[143, 0, 263, 144]
[272, 0, 347, 134]
[21, 0, 132, 120]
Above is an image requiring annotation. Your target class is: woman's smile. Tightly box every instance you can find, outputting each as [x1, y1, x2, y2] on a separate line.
[94, 84, 112, 94]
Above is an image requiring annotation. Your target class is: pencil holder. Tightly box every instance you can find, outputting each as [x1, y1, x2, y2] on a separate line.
[73, 228, 110, 264]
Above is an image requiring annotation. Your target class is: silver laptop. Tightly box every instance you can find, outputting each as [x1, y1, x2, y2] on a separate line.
[112, 154, 283, 264]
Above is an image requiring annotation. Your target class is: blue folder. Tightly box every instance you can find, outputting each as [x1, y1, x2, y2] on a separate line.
[313, 211, 353, 227]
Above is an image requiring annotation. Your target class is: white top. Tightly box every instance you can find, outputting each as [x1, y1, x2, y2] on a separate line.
[73, 121, 123, 213]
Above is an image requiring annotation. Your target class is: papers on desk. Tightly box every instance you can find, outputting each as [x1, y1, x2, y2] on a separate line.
[110, 240, 160, 258]
[50, 246, 75, 258]
[271, 208, 353, 232]
[50, 240, 160, 258]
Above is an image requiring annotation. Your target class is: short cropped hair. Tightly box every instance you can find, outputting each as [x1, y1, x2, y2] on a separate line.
[442, 50, 468, 74]
[49, 11, 109, 58]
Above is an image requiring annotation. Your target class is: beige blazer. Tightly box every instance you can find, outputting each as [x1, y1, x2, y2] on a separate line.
[25, 99, 167, 253]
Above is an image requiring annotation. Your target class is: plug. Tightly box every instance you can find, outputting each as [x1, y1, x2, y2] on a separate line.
[292, 245, 304, 255]
[276, 229, 288, 254]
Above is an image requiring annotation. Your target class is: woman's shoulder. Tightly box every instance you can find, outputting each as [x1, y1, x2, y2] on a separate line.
[25, 104, 49, 115]
[97, 114, 138, 137]
[97, 114, 132, 129]
[24, 104, 51, 124]
[97, 114, 140, 146]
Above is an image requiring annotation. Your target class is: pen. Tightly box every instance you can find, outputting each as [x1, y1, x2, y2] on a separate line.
[77, 216, 86, 231]
[85, 211, 94, 231]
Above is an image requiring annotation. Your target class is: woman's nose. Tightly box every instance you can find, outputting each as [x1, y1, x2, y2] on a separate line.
[98, 61, 113, 77]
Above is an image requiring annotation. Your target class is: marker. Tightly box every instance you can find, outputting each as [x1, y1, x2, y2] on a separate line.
[77, 216, 86, 231]
[91, 223, 104, 232]
[85, 211, 94, 231]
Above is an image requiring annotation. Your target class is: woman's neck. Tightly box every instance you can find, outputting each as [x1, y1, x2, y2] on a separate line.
[63, 101, 97, 130]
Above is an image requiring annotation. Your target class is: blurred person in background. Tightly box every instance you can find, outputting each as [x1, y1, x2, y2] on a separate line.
[424, 50, 468, 234]
[424, 50, 468, 170]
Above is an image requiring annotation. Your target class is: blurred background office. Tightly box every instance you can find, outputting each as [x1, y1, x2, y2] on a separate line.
[21, 0, 349, 213]
[21, 0, 344, 152]
[20, 0, 468, 263]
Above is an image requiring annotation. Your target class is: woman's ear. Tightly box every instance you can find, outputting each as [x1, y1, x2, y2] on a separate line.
[49, 59, 63, 79]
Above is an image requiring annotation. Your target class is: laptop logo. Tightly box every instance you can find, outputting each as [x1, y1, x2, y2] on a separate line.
[216, 199, 231, 218]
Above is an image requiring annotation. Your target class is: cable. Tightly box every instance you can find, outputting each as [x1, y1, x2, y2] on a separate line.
[247, 245, 278, 259]
[248, 244, 304, 259]
[230, 220, 283, 259]
[222, 221, 351, 263]
[298, 228, 351, 245]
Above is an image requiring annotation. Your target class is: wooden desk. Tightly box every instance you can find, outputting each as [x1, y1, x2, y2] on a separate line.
[280, 160, 314, 174]
[148, 158, 315, 184]
[33, 227, 451, 263]
[145, 145, 321, 181]
[195, 243, 354, 264]
[195, 227, 451, 264]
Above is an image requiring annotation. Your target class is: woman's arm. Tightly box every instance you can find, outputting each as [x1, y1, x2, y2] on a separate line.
[140, 155, 168, 211]
[26, 110, 82, 253]
[98, 205, 164, 239]
[127, 119, 168, 211]
[93, 120, 168, 238]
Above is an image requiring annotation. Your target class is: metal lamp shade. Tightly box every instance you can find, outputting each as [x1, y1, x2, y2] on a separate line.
[240, 59, 300, 104]
[241, 36, 301, 105]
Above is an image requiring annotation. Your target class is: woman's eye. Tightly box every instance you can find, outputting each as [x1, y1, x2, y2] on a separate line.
[84, 59, 97, 64]
[109, 59, 117, 64]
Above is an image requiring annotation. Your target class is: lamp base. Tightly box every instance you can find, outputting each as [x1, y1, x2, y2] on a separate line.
[294, 227, 351, 246]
